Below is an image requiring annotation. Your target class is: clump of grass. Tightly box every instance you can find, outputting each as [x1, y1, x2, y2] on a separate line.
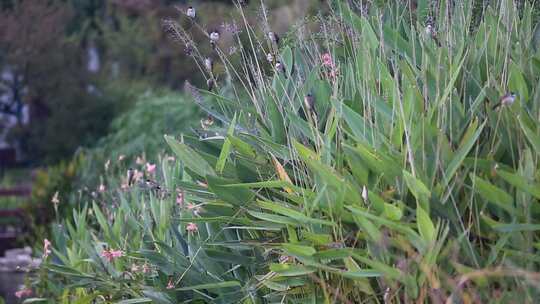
[29, 1, 540, 303]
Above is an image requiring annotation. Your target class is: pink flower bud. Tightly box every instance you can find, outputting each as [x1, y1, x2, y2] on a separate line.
[14, 288, 32, 298]
[167, 278, 175, 289]
[321, 53, 333, 67]
[186, 222, 198, 232]
[101, 248, 124, 262]
[146, 163, 156, 174]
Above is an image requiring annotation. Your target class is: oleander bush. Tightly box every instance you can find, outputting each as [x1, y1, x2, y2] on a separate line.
[17, 91, 199, 249]
[27, 0, 540, 303]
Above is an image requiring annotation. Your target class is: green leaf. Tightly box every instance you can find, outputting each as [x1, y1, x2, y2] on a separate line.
[315, 248, 353, 260]
[433, 51, 467, 111]
[403, 170, 431, 212]
[351, 253, 402, 280]
[270, 264, 316, 276]
[341, 103, 380, 146]
[497, 170, 540, 199]
[115, 299, 153, 304]
[175, 281, 241, 291]
[382, 202, 403, 221]
[229, 136, 257, 158]
[165, 135, 215, 177]
[508, 62, 529, 103]
[345, 144, 401, 184]
[206, 175, 254, 206]
[261, 280, 289, 291]
[313, 80, 332, 121]
[303, 232, 333, 245]
[416, 206, 436, 242]
[518, 115, 540, 155]
[216, 115, 236, 174]
[92, 202, 110, 239]
[444, 120, 485, 186]
[492, 223, 540, 233]
[141, 290, 173, 304]
[383, 24, 415, 64]
[282, 46, 294, 77]
[206, 249, 255, 265]
[282, 244, 317, 256]
[72, 294, 98, 304]
[46, 264, 94, 279]
[257, 200, 336, 226]
[470, 174, 515, 214]
[340, 270, 383, 279]
[247, 211, 298, 226]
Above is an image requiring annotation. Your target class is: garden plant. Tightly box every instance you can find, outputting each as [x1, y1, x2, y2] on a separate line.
[23, 0, 540, 303]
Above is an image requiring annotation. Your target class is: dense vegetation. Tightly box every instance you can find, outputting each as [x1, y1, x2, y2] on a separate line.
[19, 0, 540, 303]
[19, 91, 199, 246]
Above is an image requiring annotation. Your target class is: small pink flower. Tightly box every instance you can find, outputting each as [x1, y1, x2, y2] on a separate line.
[322, 53, 333, 67]
[121, 183, 129, 191]
[101, 248, 124, 262]
[146, 163, 156, 174]
[111, 249, 123, 258]
[167, 156, 175, 162]
[167, 278, 175, 289]
[98, 184, 106, 193]
[142, 262, 151, 273]
[43, 239, 52, 259]
[15, 288, 32, 298]
[186, 222, 198, 232]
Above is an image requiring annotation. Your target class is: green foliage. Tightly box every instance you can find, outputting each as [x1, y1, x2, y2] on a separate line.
[75, 90, 200, 187]
[31, 1, 540, 303]
[23, 155, 83, 244]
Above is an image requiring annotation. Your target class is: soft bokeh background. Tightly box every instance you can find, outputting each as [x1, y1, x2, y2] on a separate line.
[0, 0, 317, 164]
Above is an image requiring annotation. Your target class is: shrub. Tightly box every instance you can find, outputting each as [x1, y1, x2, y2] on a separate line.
[30, 1, 540, 303]
[74, 90, 201, 188]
